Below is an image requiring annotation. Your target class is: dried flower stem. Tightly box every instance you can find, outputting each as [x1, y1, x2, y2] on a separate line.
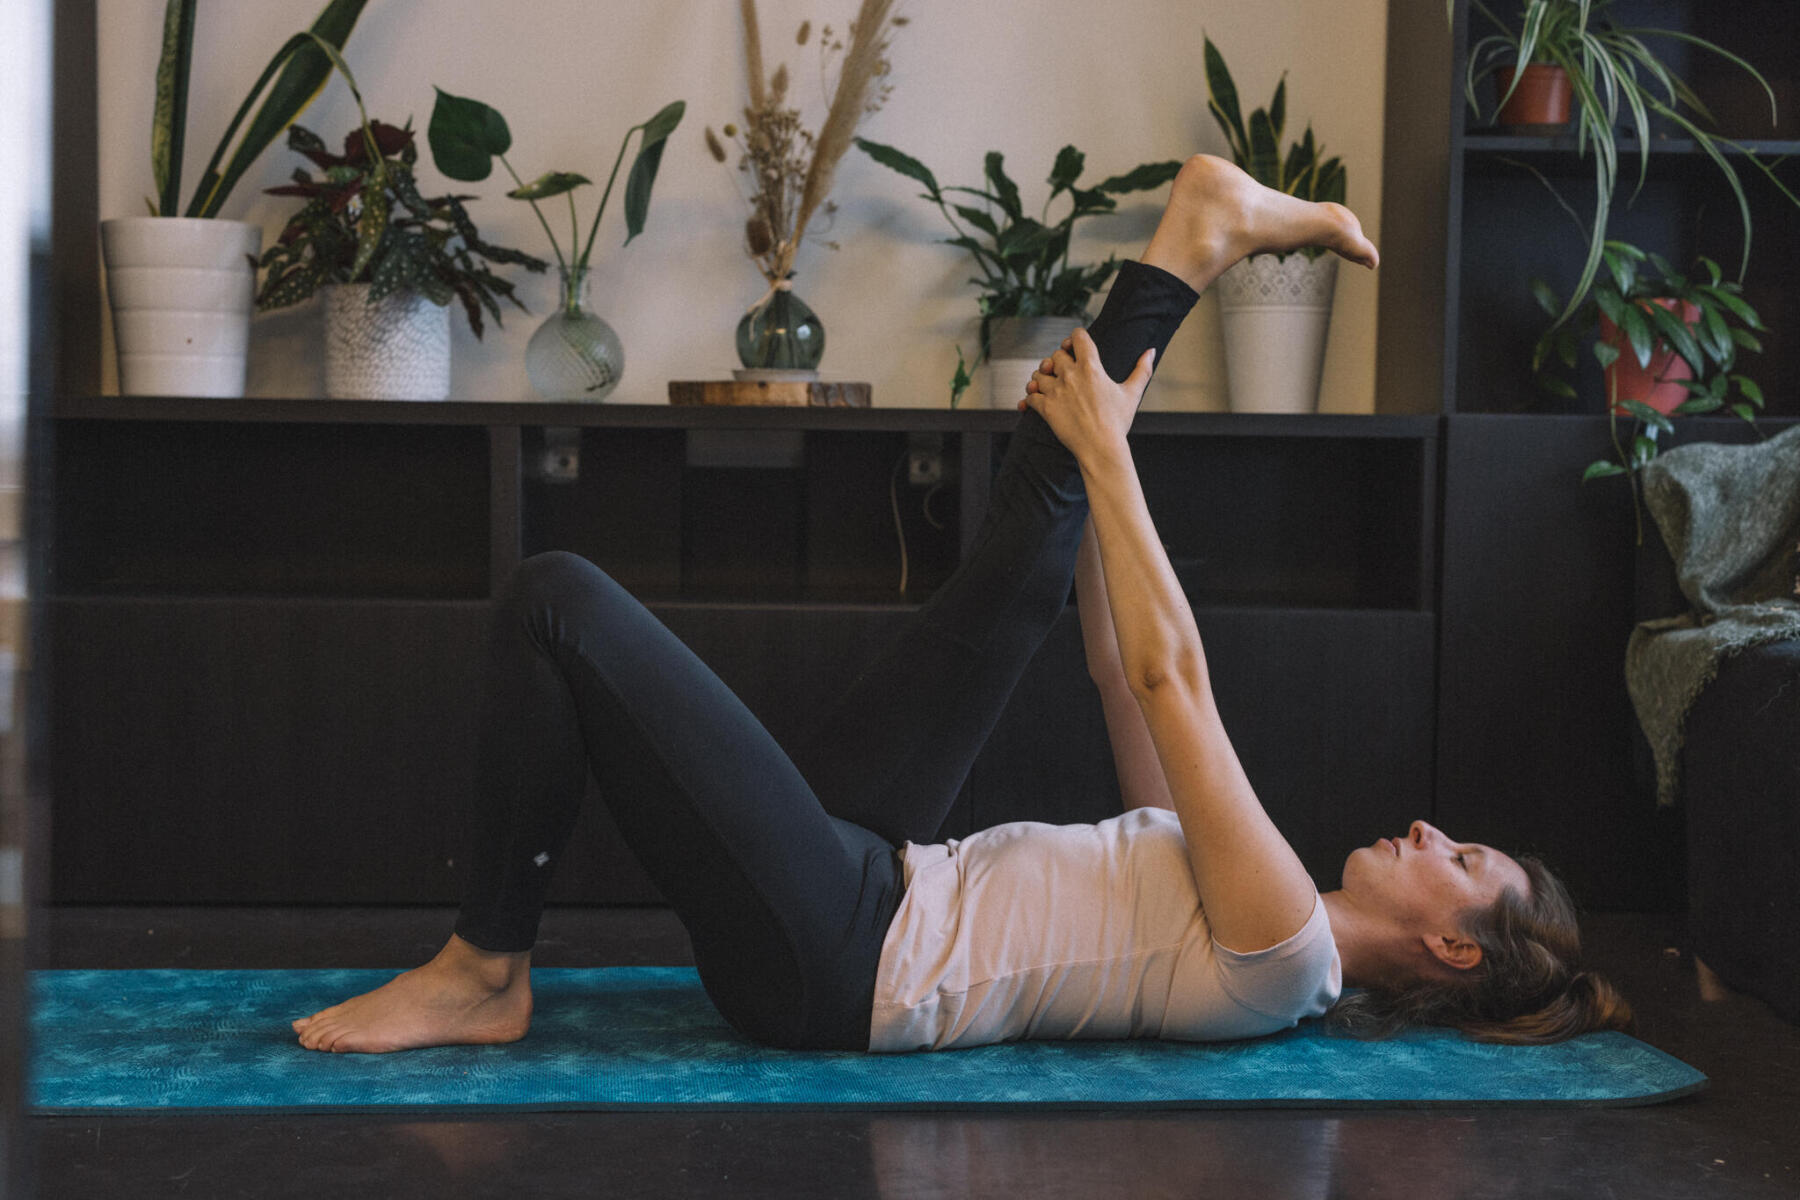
[720, 0, 904, 296]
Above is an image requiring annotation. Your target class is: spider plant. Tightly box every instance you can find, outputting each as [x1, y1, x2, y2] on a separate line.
[1450, 0, 1797, 331]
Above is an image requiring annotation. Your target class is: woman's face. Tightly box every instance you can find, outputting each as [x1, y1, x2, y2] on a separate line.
[1342, 820, 1531, 939]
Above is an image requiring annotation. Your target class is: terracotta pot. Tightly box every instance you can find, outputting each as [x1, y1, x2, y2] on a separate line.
[1495, 64, 1572, 127]
[1599, 298, 1703, 416]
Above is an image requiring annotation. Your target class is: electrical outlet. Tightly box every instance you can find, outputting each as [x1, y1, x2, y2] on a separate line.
[537, 426, 582, 483]
[907, 432, 944, 487]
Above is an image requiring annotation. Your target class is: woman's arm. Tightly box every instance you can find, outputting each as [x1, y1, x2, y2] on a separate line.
[1025, 330, 1316, 953]
[1075, 515, 1175, 813]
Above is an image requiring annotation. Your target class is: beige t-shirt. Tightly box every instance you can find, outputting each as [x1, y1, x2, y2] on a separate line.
[867, 806, 1341, 1053]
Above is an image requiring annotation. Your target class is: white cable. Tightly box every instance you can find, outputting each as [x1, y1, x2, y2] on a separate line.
[921, 481, 946, 531]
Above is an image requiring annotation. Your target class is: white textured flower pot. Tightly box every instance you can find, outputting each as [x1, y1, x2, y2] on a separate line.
[984, 315, 1084, 409]
[1216, 253, 1339, 414]
[100, 217, 260, 397]
[322, 284, 451, 401]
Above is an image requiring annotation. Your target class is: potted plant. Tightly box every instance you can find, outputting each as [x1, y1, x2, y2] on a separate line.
[1204, 35, 1348, 414]
[425, 90, 685, 402]
[101, 0, 366, 398]
[1532, 240, 1767, 543]
[254, 52, 546, 401]
[854, 139, 1180, 407]
[702, 0, 909, 378]
[1453, 0, 1794, 329]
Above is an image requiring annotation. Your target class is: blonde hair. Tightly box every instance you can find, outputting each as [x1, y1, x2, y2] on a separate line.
[1326, 857, 1634, 1044]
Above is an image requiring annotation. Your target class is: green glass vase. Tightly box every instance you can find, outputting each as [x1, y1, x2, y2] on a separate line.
[736, 285, 824, 371]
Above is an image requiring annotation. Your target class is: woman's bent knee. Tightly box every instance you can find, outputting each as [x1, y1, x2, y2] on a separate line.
[508, 550, 611, 608]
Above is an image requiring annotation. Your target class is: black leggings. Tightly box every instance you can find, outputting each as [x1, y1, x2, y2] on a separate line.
[453, 261, 1200, 1049]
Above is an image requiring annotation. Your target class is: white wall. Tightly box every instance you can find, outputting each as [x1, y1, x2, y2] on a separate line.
[96, 0, 1387, 412]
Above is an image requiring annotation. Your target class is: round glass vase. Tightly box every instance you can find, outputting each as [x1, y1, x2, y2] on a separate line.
[525, 266, 624, 401]
[736, 284, 824, 371]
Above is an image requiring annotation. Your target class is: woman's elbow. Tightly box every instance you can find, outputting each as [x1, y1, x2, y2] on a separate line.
[1128, 646, 1208, 705]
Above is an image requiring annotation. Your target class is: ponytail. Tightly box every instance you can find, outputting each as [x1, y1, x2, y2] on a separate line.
[1325, 857, 1634, 1044]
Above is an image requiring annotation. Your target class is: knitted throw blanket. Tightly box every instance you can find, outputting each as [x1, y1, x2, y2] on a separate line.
[1625, 423, 1800, 806]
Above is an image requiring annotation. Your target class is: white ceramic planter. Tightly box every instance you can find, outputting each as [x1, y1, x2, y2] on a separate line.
[1216, 253, 1339, 414]
[985, 315, 1084, 410]
[322, 284, 451, 401]
[100, 217, 260, 397]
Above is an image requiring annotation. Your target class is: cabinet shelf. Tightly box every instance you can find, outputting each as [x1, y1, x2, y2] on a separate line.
[1462, 134, 1800, 179]
[55, 394, 1441, 440]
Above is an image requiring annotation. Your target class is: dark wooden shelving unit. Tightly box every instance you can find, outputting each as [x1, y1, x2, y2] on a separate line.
[1374, 0, 1800, 908]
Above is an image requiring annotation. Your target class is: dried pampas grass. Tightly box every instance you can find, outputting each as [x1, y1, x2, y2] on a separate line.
[707, 0, 906, 296]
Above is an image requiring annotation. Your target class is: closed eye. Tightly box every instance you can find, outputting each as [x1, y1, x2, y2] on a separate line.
[1456, 853, 1469, 871]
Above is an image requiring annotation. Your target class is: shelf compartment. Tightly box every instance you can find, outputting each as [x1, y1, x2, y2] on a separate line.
[53, 420, 490, 598]
[1120, 433, 1430, 611]
[521, 426, 960, 606]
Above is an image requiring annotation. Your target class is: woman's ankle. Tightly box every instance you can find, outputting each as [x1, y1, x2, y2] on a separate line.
[442, 932, 532, 987]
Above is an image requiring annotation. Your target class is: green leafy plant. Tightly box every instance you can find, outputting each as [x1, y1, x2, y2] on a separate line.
[1450, 0, 1795, 328]
[148, 0, 366, 218]
[1202, 34, 1347, 247]
[254, 50, 546, 339]
[855, 138, 1181, 405]
[426, 91, 685, 314]
[1533, 240, 1766, 541]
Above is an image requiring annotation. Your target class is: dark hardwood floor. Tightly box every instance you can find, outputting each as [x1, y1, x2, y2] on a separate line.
[15, 906, 1800, 1200]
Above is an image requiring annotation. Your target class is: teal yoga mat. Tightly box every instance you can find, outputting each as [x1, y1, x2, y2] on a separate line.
[28, 967, 1705, 1114]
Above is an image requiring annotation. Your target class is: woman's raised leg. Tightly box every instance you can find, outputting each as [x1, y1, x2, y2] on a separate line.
[788, 155, 1376, 848]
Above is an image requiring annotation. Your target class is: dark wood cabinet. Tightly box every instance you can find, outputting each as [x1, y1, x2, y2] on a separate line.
[46, 400, 1440, 904]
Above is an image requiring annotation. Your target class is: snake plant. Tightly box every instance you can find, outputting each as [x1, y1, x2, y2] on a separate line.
[149, 0, 367, 218]
[1203, 33, 1347, 258]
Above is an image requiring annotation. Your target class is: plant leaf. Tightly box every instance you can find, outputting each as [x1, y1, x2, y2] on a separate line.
[1247, 108, 1280, 187]
[984, 152, 1022, 221]
[506, 171, 590, 201]
[1733, 375, 1765, 407]
[1619, 304, 1656, 368]
[1622, 400, 1675, 435]
[350, 165, 390, 281]
[1592, 340, 1621, 369]
[1583, 460, 1628, 481]
[1203, 36, 1249, 162]
[1643, 302, 1705, 373]
[1093, 161, 1182, 193]
[1048, 145, 1084, 195]
[428, 87, 511, 181]
[623, 99, 686, 242]
[951, 204, 998, 238]
[855, 137, 939, 196]
[152, 0, 196, 216]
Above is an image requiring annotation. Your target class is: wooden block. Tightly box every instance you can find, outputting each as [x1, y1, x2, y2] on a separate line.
[668, 380, 871, 408]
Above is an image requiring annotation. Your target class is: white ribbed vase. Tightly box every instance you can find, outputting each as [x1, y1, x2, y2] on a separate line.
[322, 284, 451, 401]
[985, 315, 1084, 409]
[1216, 252, 1339, 414]
[101, 217, 260, 397]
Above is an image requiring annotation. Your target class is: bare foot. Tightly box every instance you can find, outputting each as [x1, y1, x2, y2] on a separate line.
[291, 933, 533, 1054]
[1142, 154, 1379, 294]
